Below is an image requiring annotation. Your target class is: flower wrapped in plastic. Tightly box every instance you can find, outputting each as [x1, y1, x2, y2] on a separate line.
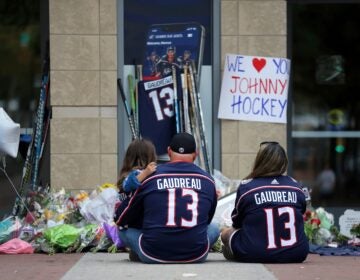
[303, 210, 322, 244]
[76, 224, 102, 253]
[43, 224, 82, 252]
[316, 207, 334, 230]
[79, 187, 119, 224]
[0, 216, 22, 244]
[0, 238, 34, 254]
[102, 222, 125, 253]
[303, 207, 349, 246]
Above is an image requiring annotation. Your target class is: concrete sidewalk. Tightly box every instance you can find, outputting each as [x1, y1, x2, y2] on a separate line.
[1, 252, 359, 280]
[60, 252, 360, 280]
[61, 253, 276, 280]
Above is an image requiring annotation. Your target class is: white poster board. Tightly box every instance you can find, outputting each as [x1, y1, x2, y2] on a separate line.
[218, 54, 290, 123]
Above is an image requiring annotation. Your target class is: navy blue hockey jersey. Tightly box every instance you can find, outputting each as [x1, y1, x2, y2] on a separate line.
[230, 176, 309, 263]
[138, 74, 182, 155]
[116, 161, 217, 263]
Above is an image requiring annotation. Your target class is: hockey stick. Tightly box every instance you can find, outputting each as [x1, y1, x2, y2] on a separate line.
[118, 78, 138, 140]
[172, 66, 181, 133]
[127, 74, 137, 134]
[178, 87, 184, 133]
[188, 65, 211, 173]
[137, 64, 143, 81]
[187, 70, 205, 169]
[136, 64, 143, 137]
[39, 109, 51, 160]
[12, 128, 35, 216]
[135, 64, 143, 138]
[31, 58, 50, 190]
[181, 66, 191, 133]
[128, 74, 136, 120]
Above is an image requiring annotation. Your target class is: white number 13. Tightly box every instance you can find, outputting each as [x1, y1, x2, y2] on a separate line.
[264, 206, 297, 249]
[149, 87, 174, 121]
[166, 189, 199, 227]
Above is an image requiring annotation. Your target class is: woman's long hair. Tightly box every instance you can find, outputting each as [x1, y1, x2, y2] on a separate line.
[244, 142, 288, 179]
[117, 139, 156, 189]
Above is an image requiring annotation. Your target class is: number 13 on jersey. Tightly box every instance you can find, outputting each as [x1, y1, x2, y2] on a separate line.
[166, 189, 199, 227]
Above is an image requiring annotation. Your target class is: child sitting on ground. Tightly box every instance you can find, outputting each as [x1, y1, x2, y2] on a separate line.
[114, 139, 157, 227]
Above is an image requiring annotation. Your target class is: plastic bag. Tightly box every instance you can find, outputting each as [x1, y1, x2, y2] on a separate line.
[103, 222, 124, 249]
[0, 238, 34, 254]
[90, 230, 112, 253]
[0, 216, 22, 244]
[213, 169, 232, 197]
[76, 224, 99, 252]
[212, 192, 236, 228]
[18, 225, 35, 242]
[79, 188, 119, 224]
[316, 207, 334, 230]
[43, 224, 81, 249]
[213, 169, 241, 198]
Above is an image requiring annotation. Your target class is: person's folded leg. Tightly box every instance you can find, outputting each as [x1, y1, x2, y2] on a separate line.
[220, 227, 237, 261]
[119, 228, 158, 264]
[208, 223, 220, 247]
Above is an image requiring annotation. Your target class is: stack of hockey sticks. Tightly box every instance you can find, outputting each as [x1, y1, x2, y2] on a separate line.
[12, 49, 51, 216]
[180, 65, 211, 174]
[118, 64, 211, 173]
[118, 64, 143, 140]
[118, 78, 138, 140]
[156, 64, 211, 173]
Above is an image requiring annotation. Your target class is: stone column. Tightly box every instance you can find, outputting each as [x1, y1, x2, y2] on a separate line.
[49, 0, 118, 190]
[220, 0, 287, 180]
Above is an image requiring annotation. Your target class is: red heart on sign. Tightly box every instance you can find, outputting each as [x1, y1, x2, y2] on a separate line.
[252, 58, 266, 73]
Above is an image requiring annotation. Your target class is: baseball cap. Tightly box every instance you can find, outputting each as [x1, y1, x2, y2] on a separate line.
[169, 133, 196, 154]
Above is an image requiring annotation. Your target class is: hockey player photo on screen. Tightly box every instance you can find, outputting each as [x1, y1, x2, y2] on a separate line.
[142, 22, 205, 85]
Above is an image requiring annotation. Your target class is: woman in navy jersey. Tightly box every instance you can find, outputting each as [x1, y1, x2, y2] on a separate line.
[221, 141, 309, 263]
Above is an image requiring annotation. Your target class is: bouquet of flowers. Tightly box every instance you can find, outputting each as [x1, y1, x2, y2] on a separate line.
[303, 207, 349, 246]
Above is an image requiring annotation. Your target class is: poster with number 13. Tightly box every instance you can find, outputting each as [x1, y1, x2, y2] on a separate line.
[218, 54, 290, 124]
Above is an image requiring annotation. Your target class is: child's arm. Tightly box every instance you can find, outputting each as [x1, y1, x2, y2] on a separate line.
[122, 162, 157, 193]
[136, 162, 157, 183]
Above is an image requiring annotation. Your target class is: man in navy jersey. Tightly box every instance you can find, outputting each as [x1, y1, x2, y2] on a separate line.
[116, 133, 219, 263]
[221, 141, 309, 263]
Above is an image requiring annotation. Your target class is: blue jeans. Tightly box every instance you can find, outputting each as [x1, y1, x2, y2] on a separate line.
[119, 223, 220, 264]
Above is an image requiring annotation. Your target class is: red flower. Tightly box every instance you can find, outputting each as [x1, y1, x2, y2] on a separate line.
[310, 218, 321, 226]
[303, 210, 312, 221]
[25, 212, 36, 224]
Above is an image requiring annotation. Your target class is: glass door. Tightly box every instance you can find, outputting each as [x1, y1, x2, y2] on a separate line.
[289, 3, 360, 209]
[0, 1, 44, 216]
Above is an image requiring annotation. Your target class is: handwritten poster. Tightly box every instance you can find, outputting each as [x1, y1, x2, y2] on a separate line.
[218, 54, 290, 123]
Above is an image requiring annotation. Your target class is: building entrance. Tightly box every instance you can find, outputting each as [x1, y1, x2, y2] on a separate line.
[290, 2, 360, 209]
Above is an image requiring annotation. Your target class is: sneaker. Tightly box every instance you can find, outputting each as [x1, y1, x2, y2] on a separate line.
[129, 250, 141, 262]
[222, 245, 235, 261]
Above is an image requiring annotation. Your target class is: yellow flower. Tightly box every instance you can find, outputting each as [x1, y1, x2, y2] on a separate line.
[98, 183, 117, 192]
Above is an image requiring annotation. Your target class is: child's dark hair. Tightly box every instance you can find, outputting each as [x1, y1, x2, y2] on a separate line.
[117, 139, 156, 190]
